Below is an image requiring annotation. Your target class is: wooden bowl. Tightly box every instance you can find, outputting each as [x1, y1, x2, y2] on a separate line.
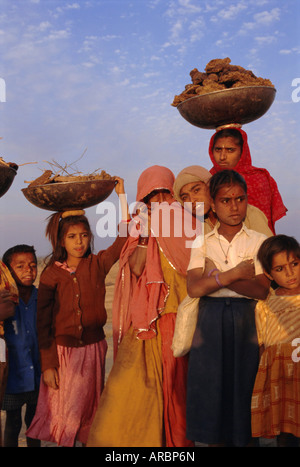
[0, 164, 18, 198]
[22, 179, 116, 212]
[177, 86, 276, 129]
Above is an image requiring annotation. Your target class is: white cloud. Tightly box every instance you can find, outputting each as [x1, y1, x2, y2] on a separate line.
[43, 29, 71, 42]
[170, 19, 184, 42]
[255, 34, 277, 45]
[177, 0, 202, 14]
[166, 0, 202, 18]
[279, 47, 300, 55]
[189, 17, 205, 42]
[65, 3, 80, 10]
[254, 7, 280, 25]
[217, 2, 247, 20]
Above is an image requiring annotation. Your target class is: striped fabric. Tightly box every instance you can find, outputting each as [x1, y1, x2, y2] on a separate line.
[255, 291, 300, 348]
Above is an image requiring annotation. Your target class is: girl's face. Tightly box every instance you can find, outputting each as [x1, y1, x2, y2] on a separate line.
[267, 251, 300, 291]
[211, 183, 247, 227]
[62, 223, 91, 264]
[212, 136, 242, 168]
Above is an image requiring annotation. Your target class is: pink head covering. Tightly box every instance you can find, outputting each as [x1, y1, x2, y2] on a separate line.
[136, 165, 174, 201]
[112, 165, 201, 356]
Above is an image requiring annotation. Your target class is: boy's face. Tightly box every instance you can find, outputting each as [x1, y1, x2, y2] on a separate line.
[180, 181, 211, 216]
[9, 252, 37, 287]
[266, 251, 300, 290]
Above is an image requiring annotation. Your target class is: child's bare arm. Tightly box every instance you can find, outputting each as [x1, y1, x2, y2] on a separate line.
[187, 259, 257, 298]
[227, 273, 270, 300]
[114, 176, 130, 221]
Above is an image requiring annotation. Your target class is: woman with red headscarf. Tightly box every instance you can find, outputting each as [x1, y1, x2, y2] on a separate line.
[87, 166, 200, 447]
[209, 127, 287, 234]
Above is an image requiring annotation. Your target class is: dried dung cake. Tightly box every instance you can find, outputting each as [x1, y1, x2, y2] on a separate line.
[171, 58, 274, 107]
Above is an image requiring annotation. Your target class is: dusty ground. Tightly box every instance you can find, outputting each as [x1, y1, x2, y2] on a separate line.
[1, 261, 118, 447]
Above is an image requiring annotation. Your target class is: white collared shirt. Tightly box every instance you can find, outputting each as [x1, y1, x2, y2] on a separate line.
[188, 223, 267, 298]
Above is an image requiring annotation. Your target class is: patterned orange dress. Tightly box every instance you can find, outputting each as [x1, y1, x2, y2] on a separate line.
[251, 289, 300, 438]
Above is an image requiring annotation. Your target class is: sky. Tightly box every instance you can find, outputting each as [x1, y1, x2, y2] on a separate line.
[0, 0, 299, 257]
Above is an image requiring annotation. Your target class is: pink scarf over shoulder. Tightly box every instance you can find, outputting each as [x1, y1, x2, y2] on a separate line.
[112, 166, 201, 356]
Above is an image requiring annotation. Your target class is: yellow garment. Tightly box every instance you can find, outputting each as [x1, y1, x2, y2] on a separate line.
[0, 260, 18, 300]
[87, 251, 188, 448]
[158, 249, 187, 316]
[87, 326, 164, 447]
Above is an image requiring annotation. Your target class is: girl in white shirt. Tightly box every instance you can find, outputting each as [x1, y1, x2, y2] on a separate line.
[186, 169, 270, 447]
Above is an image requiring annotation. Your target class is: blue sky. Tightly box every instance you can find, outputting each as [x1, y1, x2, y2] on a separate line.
[0, 0, 299, 256]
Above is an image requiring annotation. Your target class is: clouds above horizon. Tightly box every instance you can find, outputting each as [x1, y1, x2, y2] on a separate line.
[0, 0, 299, 255]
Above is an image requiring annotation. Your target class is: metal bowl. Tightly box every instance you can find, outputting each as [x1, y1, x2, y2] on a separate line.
[22, 179, 116, 212]
[0, 164, 18, 198]
[177, 86, 276, 129]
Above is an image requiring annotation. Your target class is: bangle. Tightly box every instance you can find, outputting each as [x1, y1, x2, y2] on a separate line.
[215, 273, 223, 288]
[208, 268, 218, 277]
[137, 244, 148, 249]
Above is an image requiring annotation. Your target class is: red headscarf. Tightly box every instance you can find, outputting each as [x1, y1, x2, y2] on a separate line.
[209, 128, 287, 233]
[112, 165, 201, 356]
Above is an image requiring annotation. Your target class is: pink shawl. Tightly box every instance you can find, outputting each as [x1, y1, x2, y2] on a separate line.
[112, 166, 201, 356]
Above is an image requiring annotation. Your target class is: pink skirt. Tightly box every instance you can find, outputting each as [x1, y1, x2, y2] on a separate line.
[26, 340, 107, 446]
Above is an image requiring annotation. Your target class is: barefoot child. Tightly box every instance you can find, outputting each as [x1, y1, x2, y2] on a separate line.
[251, 235, 300, 447]
[186, 169, 270, 446]
[26, 177, 130, 447]
[2, 245, 41, 447]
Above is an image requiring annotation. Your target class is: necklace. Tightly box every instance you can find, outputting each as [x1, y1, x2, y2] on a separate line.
[218, 237, 231, 264]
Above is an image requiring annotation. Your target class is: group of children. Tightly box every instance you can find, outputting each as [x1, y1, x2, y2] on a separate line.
[0, 127, 299, 447]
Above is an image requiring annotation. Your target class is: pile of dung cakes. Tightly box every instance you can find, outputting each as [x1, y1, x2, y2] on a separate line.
[171, 57, 274, 107]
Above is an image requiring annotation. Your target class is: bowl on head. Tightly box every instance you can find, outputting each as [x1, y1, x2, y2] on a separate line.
[21, 178, 117, 212]
[177, 86, 276, 129]
[0, 163, 18, 198]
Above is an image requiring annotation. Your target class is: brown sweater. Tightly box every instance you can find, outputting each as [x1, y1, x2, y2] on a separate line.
[37, 235, 126, 372]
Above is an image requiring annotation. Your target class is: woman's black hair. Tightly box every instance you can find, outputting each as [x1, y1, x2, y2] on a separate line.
[213, 128, 244, 150]
[143, 189, 171, 205]
[209, 170, 247, 200]
[257, 235, 300, 275]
